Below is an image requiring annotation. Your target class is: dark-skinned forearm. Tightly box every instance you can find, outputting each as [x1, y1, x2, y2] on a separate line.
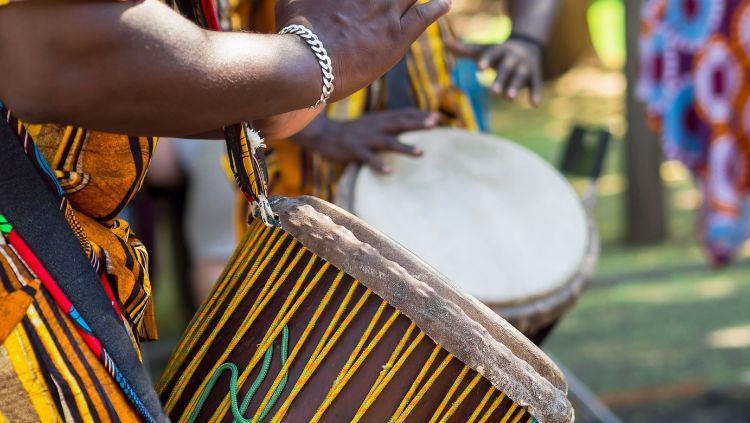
[0, 0, 321, 137]
[507, 0, 560, 44]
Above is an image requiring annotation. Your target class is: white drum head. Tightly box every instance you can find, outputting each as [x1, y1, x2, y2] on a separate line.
[350, 128, 589, 306]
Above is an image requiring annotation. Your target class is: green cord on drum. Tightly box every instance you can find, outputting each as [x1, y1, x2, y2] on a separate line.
[188, 325, 290, 423]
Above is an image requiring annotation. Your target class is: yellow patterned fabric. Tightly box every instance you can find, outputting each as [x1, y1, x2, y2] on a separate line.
[16, 122, 158, 342]
[241, 0, 479, 202]
[0, 242, 142, 422]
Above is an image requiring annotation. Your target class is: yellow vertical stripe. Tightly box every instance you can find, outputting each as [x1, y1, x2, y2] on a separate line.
[426, 24, 451, 88]
[456, 90, 480, 131]
[23, 124, 43, 140]
[53, 127, 75, 168]
[347, 89, 367, 119]
[409, 42, 439, 110]
[64, 128, 86, 170]
[511, 408, 527, 423]
[500, 402, 520, 423]
[327, 101, 340, 118]
[26, 306, 94, 421]
[327, 88, 367, 122]
[4, 326, 58, 421]
[406, 58, 428, 110]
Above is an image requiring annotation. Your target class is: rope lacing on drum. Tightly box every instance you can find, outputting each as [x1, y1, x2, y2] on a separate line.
[189, 326, 290, 423]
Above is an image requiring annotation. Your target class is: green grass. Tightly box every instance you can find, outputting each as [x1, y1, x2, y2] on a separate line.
[546, 267, 750, 394]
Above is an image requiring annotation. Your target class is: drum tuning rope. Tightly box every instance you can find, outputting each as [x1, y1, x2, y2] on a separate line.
[351, 324, 422, 421]
[393, 352, 454, 422]
[188, 326, 290, 423]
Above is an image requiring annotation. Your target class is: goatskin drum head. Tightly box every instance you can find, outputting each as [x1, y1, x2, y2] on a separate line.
[350, 128, 589, 306]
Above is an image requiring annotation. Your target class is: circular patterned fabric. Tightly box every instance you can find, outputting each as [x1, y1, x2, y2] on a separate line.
[693, 38, 742, 125]
[662, 82, 709, 170]
[665, 0, 725, 50]
[637, 27, 673, 115]
[730, 2, 750, 63]
[639, 0, 750, 265]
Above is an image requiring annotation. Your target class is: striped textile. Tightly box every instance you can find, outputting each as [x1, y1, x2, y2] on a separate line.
[158, 218, 535, 423]
[0, 240, 141, 422]
[0, 107, 157, 420]
[2, 112, 157, 344]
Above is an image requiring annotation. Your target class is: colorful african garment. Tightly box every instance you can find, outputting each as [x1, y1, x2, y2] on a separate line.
[241, 0, 481, 202]
[638, 0, 750, 265]
[0, 117, 157, 420]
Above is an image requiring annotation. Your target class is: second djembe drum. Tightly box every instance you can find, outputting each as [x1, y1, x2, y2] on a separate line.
[336, 128, 597, 343]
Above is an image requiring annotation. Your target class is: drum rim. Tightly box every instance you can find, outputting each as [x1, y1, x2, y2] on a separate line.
[492, 217, 598, 333]
[272, 195, 573, 423]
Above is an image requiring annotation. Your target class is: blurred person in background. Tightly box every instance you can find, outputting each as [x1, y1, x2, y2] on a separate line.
[639, 0, 750, 265]
[145, 138, 238, 309]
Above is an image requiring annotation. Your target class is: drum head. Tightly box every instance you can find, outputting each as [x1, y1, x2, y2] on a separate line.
[348, 128, 589, 306]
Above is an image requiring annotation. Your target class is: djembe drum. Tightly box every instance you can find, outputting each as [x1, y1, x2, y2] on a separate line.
[158, 196, 572, 423]
[336, 128, 597, 343]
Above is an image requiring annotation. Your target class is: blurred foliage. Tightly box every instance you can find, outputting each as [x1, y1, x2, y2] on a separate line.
[589, 0, 626, 69]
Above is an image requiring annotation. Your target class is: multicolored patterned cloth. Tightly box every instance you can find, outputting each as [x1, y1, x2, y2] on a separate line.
[638, 0, 750, 264]
[0, 116, 155, 420]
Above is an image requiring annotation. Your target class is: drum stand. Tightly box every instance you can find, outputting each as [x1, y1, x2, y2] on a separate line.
[550, 126, 622, 422]
[546, 352, 623, 423]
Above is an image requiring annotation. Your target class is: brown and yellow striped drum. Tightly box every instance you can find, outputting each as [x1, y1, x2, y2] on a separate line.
[157, 196, 572, 422]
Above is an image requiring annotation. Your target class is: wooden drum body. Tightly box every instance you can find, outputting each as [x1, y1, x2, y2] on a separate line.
[336, 128, 598, 342]
[158, 196, 572, 423]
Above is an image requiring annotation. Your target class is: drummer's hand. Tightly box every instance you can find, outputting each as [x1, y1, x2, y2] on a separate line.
[291, 109, 439, 173]
[445, 38, 543, 106]
[277, 0, 451, 101]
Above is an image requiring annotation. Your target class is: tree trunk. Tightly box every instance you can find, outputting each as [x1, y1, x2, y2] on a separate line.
[624, 0, 667, 245]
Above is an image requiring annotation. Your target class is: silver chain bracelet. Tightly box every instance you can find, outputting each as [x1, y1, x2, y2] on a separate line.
[279, 24, 334, 109]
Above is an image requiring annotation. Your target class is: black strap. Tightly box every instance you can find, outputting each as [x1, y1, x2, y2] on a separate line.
[385, 57, 418, 110]
[0, 118, 168, 422]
